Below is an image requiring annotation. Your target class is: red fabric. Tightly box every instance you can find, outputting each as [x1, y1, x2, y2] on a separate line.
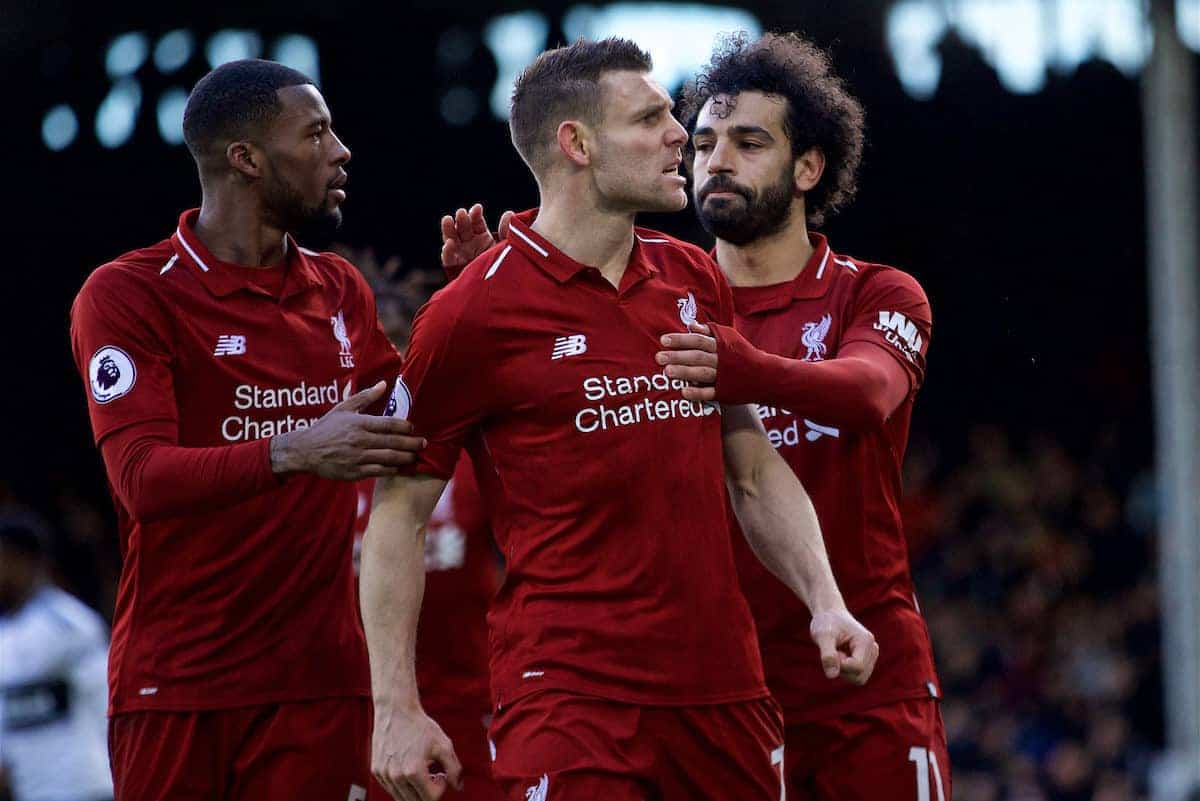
[99, 422, 277, 522]
[489, 691, 784, 801]
[710, 326, 910, 429]
[722, 233, 941, 722]
[70, 209, 403, 714]
[108, 698, 371, 801]
[388, 215, 765, 707]
[786, 699, 951, 801]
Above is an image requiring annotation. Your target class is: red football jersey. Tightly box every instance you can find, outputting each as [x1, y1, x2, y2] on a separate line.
[70, 209, 402, 713]
[389, 216, 767, 708]
[728, 233, 941, 722]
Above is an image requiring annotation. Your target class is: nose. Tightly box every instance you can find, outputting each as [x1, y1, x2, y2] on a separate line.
[331, 130, 351, 165]
[665, 116, 687, 149]
[706, 138, 734, 175]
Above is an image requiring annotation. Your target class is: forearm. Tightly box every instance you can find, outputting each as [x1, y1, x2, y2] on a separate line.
[726, 432, 845, 614]
[711, 323, 902, 430]
[359, 477, 430, 714]
[102, 425, 278, 522]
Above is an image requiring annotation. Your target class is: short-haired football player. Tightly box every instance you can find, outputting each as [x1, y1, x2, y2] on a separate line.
[442, 30, 950, 801]
[70, 59, 422, 800]
[361, 38, 876, 801]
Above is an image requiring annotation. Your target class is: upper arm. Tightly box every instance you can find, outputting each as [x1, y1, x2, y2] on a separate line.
[369, 473, 450, 537]
[71, 266, 179, 445]
[839, 269, 932, 398]
[385, 289, 492, 479]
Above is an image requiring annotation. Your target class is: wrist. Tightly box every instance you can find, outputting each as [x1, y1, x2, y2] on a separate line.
[269, 432, 305, 475]
[807, 584, 847, 617]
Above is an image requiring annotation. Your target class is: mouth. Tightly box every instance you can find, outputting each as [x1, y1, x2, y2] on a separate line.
[661, 161, 685, 185]
[328, 174, 348, 202]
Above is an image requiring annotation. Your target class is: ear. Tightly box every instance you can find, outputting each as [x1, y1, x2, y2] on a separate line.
[226, 140, 264, 180]
[794, 146, 825, 194]
[555, 120, 591, 168]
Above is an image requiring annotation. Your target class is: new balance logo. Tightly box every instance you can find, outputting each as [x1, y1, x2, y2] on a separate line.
[551, 334, 587, 360]
[804, 419, 841, 441]
[873, 311, 923, 363]
[213, 335, 246, 356]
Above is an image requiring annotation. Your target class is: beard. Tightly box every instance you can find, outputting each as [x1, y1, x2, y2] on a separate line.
[695, 164, 795, 245]
[260, 164, 343, 237]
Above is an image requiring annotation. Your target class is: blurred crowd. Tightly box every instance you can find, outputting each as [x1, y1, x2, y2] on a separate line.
[906, 424, 1162, 801]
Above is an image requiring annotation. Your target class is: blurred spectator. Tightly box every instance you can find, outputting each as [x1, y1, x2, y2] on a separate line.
[0, 514, 112, 801]
[909, 424, 1161, 800]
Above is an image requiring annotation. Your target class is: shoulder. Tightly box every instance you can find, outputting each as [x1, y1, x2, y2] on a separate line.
[76, 239, 176, 305]
[827, 249, 929, 310]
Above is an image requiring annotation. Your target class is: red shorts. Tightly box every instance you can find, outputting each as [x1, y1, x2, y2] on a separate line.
[108, 698, 370, 801]
[786, 698, 951, 801]
[489, 691, 784, 801]
[367, 708, 503, 801]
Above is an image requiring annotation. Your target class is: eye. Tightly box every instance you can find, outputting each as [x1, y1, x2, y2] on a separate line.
[693, 141, 713, 153]
[740, 141, 763, 150]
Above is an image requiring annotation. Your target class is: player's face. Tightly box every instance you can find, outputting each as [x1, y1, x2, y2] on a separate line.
[590, 71, 689, 214]
[691, 91, 799, 245]
[258, 84, 351, 233]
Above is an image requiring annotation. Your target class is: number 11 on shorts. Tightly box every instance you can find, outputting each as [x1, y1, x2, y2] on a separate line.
[908, 747, 946, 801]
[771, 745, 786, 801]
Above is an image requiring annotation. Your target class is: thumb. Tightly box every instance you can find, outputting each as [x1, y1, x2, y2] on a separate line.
[434, 739, 464, 791]
[498, 210, 515, 240]
[688, 321, 712, 337]
[811, 627, 842, 679]
[335, 380, 387, 412]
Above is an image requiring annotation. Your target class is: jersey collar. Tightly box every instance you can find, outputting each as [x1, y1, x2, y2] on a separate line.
[506, 213, 658, 290]
[720, 232, 835, 315]
[170, 209, 322, 300]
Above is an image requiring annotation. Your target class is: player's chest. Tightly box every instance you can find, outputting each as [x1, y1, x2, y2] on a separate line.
[736, 297, 848, 364]
[167, 291, 366, 441]
[490, 283, 718, 431]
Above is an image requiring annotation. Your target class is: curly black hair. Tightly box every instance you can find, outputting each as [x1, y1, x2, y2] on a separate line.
[679, 32, 865, 226]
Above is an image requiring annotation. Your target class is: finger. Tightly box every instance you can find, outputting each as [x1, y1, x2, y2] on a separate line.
[656, 349, 718, 369]
[407, 773, 441, 801]
[659, 333, 717, 352]
[681, 386, 717, 402]
[334, 381, 387, 411]
[454, 208, 473, 241]
[359, 449, 420, 468]
[498, 210, 515, 239]
[359, 434, 426, 452]
[361, 417, 417, 435]
[468, 203, 489, 235]
[374, 769, 408, 801]
[440, 214, 457, 243]
[688, 321, 713, 336]
[440, 241, 462, 269]
[354, 464, 402, 479]
[663, 365, 717, 384]
[811, 629, 843, 679]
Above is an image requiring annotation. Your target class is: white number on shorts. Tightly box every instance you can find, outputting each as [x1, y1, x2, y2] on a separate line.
[771, 744, 786, 801]
[347, 785, 367, 801]
[907, 747, 946, 801]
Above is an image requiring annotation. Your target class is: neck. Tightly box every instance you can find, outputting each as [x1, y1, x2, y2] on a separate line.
[532, 182, 636, 288]
[193, 189, 289, 269]
[714, 205, 814, 287]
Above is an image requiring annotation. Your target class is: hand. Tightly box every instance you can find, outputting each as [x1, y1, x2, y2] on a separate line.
[372, 706, 463, 801]
[439, 204, 514, 271]
[809, 608, 879, 686]
[656, 322, 718, 401]
[269, 381, 426, 479]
